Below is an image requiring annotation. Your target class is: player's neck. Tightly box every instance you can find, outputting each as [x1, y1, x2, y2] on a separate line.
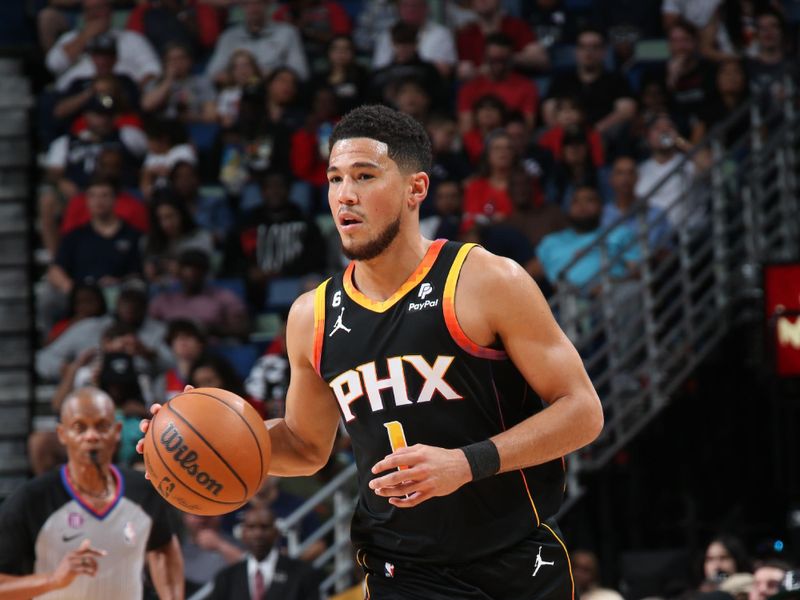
[352, 234, 431, 301]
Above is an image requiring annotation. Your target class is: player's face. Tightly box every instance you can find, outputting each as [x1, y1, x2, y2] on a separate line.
[327, 137, 424, 261]
[57, 394, 121, 467]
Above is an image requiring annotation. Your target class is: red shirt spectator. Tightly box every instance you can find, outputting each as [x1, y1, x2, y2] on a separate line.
[457, 17, 534, 68]
[463, 178, 514, 222]
[61, 190, 149, 235]
[538, 126, 605, 167]
[458, 72, 539, 126]
[290, 128, 330, 187]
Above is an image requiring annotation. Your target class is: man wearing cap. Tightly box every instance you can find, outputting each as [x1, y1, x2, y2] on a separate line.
[46, 0, 161, 92]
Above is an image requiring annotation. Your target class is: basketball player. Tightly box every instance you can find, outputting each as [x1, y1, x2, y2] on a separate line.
[0, 388, 184, 600]
[141, 105, 603, 599]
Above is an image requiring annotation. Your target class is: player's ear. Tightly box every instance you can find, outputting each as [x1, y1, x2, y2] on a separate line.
[407, 171, 429, 209]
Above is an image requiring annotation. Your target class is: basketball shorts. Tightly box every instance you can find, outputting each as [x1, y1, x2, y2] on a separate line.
[358, 518, 574, 600]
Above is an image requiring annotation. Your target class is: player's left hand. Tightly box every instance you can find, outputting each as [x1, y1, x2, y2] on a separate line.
[369, 445, 472, 508]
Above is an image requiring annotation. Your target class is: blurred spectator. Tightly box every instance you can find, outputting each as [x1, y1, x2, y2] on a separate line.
[353, 0, 397, 54]
[189, 353, 266, 417]
[703, 536, 752, 584]
[635, 113, 707, 230]
[126, 0, 221, 56]
[149, 249, 249, 339]
[664, 19, 715, 140]
[662, 0, 726, 39]
[223, 171, 326, 307]
[457, 33, 540, 133]
[750, 561, 792, 600]
[157, 319, 207, 400]
[572, 550, 625, 600]
[204, 505, 321, 600]
[747, 9, 792, 108]
[427, 113, 472, 196]
[46, 0, 161, 92]
[36, 285, 171, 382]
[369, 22, 446, 110]
[52, 35, 141, 126]
[169, 160, 233, 245]
[697, 58, 751, 145]
[546, 126, 600, 209]
[504, 169, 567, 252]
[181, 513, 244, 596]
[290, 86, 338, 196]
[37, 0, 82, 53]
[273, 0, 352, 70]
[43, 93, 146, 203]
[140, 117, 196, 200]
[537, 95, 605, 167]
[444, 0, 478, 30]
[142, 194, 214, 285]
[461, 94, 507, 165]
[205, 0, 309, 84]
[521, 0, 580, 47]
[372, 0, 457, 77]
[505, 111, 554, 183]
[245, 321, 290, 418]
[54, 148, 148, 263]
[463, 129, 541, 225]
[0, 389, 183, 600]
[47, 175, 143, 299]
[46, 282, 107, 344]
[216, 49, 263, 130]
[456, 0, 548, 80]
[420, 179, 464, 240]
[141, 43, 217, 122]
[720, 573, 755, 599]
[543, 26, 636, 138]
[262, 66, 305, 132]
[533, 185, 639, 288]
[602, 156, 672, 250]
[393, 77, 434, 122]
[312, 35, 369, 115]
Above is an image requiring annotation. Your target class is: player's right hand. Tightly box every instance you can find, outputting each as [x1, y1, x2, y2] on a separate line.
[50, 539, 106, 589]
[136, 386, 194, 475]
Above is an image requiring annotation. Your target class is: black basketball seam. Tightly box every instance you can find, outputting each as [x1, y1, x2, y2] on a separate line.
[176, 390, 266, 489]
[148, 412, 243, 506]
[169, 398, 252, 498]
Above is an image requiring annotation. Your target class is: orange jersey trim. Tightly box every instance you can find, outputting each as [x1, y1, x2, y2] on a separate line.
[342, 239, 447, 313]
[312, 278, 330, 375]
[443, 244, 507, 360]
[542, 523, 576, 600]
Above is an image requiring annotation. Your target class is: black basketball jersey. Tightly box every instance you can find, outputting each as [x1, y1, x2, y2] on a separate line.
[314, 240, 565, 564]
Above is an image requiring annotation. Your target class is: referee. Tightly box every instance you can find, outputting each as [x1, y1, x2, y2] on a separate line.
[0, 387, 184, 599]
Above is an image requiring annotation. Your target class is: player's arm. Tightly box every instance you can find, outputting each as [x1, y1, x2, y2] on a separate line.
[371, 248, 603, 507]
[146, 535, 184, 600]
[0, 540, 106, 600]
[265, 291, 342, 477]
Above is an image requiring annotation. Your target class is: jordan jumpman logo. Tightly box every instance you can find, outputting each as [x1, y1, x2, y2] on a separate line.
[329, 307, 352, 337]
[532, 546, 555, 577]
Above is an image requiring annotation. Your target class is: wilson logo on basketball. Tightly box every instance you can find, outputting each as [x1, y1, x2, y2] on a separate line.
[160, 422, 224, 496]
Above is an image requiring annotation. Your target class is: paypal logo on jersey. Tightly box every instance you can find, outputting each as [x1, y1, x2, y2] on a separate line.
[409, 282, 438, 312]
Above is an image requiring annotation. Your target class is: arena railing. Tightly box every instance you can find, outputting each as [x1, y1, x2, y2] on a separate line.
[279, 75, 800, 598]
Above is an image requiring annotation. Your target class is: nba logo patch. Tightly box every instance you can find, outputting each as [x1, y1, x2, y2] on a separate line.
[67, 512, 84, 529]
[384, 562, 395, 578]
[123, 522, 136, 545]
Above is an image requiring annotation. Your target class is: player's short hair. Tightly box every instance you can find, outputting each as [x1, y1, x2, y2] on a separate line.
[329, 104, 432, 174]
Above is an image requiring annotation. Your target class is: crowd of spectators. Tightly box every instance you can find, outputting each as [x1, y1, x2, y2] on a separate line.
[22, 0, 799, 596]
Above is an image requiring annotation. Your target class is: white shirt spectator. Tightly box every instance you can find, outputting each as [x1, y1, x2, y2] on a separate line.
[661, 0, 722, 28]
[206, 21, 309, 81]
[45, 126, 148, 170]
[143, 143, 197, 172]
[372, 20, 457, 70]
[635, 154, 699, 229]
[46, 29, 162, 92]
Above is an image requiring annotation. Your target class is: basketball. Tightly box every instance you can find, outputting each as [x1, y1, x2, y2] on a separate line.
[142, 388, 271, 516]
